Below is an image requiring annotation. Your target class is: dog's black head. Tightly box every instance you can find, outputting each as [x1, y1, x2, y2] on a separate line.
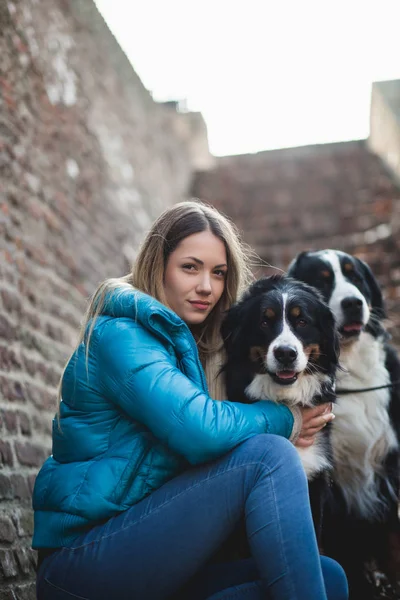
[287, 250, 386, 341]
[221, 275, 339, 404]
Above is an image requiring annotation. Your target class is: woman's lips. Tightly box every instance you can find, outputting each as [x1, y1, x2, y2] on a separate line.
[189, 301, 211, 310]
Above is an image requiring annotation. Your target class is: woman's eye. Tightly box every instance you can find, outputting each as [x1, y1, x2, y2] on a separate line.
[182, 264, 196, 271]
[214, 269, 226, 278]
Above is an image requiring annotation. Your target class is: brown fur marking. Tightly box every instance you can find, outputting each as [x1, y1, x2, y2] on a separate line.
[290, 306, 301, 317]
[305, 343, 321, 363]
[249, 346, 267, 372]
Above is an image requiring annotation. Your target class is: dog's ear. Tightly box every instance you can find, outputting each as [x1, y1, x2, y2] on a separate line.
[354, 257, 386, 318]
[287, 251, 311, 278]
[318, 302, 340, 373]
[220, 302, 245, 358]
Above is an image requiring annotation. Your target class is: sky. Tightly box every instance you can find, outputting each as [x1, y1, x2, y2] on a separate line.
[94, 0, 400, 156]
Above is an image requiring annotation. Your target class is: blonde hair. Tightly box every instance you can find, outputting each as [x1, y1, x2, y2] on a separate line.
[60, 200, 254, 401]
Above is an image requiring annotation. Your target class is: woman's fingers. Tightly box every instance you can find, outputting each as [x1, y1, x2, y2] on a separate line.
[300, 405, 326, 424]
[309, 414, 335, 429]
[303, 415, 335, 436]
[302, 426, 324, 437]
[295, 436, 316, 448]
[304, 403, 332, 419]
[300, 405, 334, 427]
[295, 404, 335, 448]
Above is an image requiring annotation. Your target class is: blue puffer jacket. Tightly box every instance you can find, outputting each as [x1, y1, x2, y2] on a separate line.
[32, 286, 294, 549]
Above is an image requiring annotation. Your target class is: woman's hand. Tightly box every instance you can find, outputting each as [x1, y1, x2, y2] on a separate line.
[295, 403, 335, 448]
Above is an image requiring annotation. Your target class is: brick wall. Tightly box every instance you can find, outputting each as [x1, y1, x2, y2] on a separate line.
[192, 140, 400, 348]
[0, 0, 204, 596]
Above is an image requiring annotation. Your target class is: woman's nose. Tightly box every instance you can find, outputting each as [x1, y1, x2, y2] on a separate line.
[196, 274, 212, 294]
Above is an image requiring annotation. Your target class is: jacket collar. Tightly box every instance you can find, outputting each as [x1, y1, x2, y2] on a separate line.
[100, 284, 208, 391]
[101, 284, 192, 352]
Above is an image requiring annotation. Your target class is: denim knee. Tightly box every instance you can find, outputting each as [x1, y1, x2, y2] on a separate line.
[234, 434, 304, 475]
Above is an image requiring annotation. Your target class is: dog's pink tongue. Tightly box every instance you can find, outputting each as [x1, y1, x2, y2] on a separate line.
[277, 371, 296, 379]
[343, 323, 363, 332]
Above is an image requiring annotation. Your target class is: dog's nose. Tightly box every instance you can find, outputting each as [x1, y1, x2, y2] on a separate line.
[341, 297, 363, 311]
[274, 346, 297, 365]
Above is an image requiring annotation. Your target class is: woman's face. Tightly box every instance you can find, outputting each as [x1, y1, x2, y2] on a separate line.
[164, 230, 227, 326]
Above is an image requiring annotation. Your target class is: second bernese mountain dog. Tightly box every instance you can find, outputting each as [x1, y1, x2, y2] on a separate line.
[288, 250, 400, 599]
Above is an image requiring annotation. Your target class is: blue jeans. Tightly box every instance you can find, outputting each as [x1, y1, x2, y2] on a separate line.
[36, 435, 348, 600]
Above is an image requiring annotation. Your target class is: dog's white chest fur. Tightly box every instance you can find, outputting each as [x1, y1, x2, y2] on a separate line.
[332, 332, 398, 518]
[296, 439, 331, 480]
[246, 373, 331, 479]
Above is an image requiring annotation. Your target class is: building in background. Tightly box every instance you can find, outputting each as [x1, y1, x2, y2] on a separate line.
[192, 80, 400, 346]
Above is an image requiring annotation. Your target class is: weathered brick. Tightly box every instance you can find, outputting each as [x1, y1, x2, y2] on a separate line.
[0, 377, 26, 402]
[14, 582, 36, 600]
[0, 549, 18, 579]
[11, 510, 34, 539]
[0, 474, 13, 500]
[0, 346, 22, 370]
[0, 441, 14, 467]
[0, 589, 17, 600]
[0, 517, 16, 544]
[25, 383, 55, 411]
[0, 314, 17, 341]
[18, 329, 42, 353]
[26, 243, 48, 266]
[2, 410, 18, 433]
[45, 321, 66, 343]
[10, 475, 31, 501]
[27, 475, 36, 497]
[24, 312, 40, 330]
[32, 414, 52, 436]
[45, 366, 62, 388]
[17, 411, 31, 436]
[22, 355, 37, 377]
[0, 288, 22, 314]
[14, 442, 45, 468]
[14, 547, 34, 576]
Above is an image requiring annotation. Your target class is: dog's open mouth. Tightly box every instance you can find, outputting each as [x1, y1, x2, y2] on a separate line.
[271, 370, 298, 385]
[340, 322, 363, 337]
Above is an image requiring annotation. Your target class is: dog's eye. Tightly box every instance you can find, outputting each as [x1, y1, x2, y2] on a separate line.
[260, 319, 269, 328]
[349, 272, 362, 284]
[296, 319, 307, 328]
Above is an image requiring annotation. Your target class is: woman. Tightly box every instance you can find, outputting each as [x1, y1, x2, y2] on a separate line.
[33, 200, 346, 599]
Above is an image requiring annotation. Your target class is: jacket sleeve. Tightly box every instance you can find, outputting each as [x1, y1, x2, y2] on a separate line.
[96, 320, 295, 465]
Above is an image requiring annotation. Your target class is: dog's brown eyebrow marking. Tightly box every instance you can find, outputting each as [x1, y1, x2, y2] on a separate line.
[344, 263, 353, 272]
[264, 308, 275, 319]
[290, 306, 301, 317]
[321, 270, 330, 278]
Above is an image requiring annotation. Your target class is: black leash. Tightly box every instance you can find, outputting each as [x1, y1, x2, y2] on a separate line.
[336, 380, 400, 395]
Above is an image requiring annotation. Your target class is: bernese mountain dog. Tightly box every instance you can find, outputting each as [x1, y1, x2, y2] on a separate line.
[221, 274, 339, 538]
[288, 249, 400, 599]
